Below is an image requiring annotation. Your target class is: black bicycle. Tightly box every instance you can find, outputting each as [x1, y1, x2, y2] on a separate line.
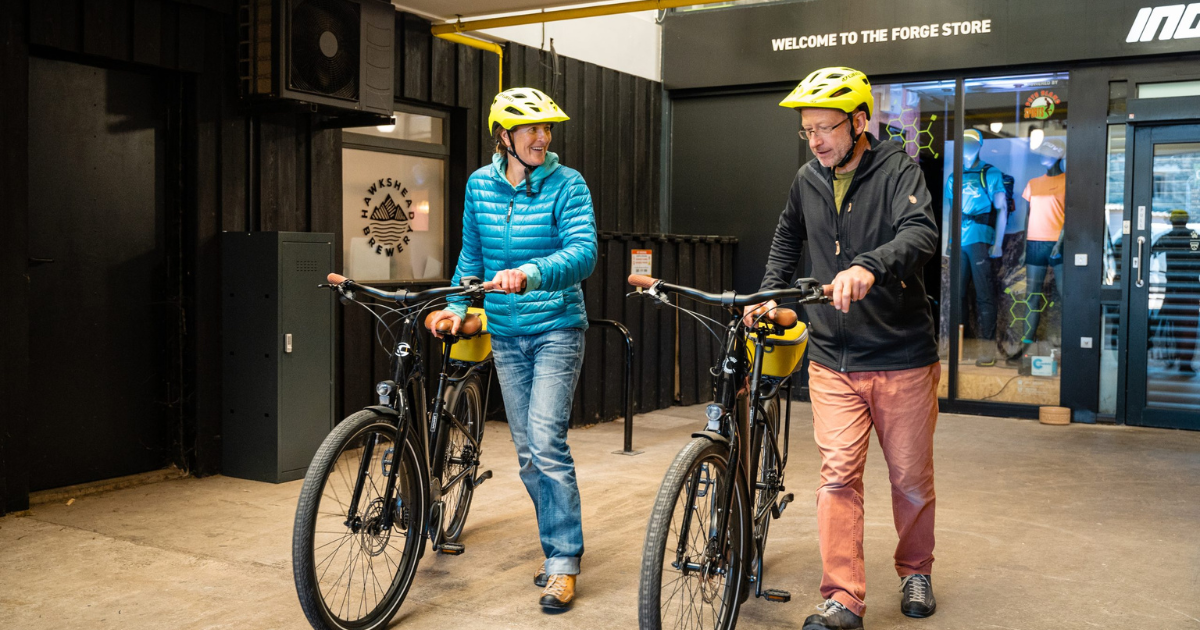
[292, 273, 495, 630]
[629, 273, 831, 630]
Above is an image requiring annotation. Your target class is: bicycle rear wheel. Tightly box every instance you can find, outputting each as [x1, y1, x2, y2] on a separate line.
[293, 410, 426, 630]
[639, 437, 748, 630]
[437, 373, 485, 542]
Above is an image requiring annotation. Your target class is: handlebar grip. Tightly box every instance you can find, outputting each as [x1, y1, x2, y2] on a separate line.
[328, 273, 349, 285]
[628, 274, 657, 289]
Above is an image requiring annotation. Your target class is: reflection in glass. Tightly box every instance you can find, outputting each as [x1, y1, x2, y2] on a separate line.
[344, 111, 444, 144]
[1146, 143, 1200, 410]
[342, 148, 445, 282]
[953, 73, 1068, 404]
[1100, 304, 1120, 415]
[1103, 126, 1127, 286]
[867, 80, 956, 397]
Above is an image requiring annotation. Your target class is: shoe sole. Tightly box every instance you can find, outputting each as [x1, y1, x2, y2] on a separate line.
[540, 599, 572, 611]
[902, 605, 936, 619]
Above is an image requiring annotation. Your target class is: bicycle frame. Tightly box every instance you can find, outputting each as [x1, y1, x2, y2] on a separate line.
[342, 299, 491, 540]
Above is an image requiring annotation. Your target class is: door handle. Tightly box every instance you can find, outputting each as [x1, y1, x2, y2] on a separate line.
[28, 257, 55, 265]
[1135, 235, 1145, 288]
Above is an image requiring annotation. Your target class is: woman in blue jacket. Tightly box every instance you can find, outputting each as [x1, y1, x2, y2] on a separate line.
[429, 88, 597, 611]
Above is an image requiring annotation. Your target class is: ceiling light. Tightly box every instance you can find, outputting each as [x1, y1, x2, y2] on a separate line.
[1030, 128, 1044, 150]
[990, 122, 1003, 133]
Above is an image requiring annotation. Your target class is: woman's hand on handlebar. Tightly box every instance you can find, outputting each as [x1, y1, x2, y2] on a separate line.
[427, 311, 462, 339]
[483, 269, 527, 294]
[742, 300, 779, 327]
[831, 265, 875, 313]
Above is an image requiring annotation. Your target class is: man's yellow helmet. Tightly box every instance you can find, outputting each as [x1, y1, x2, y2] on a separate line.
[488, 87, 570, 132]
[779, 67, 874, 118]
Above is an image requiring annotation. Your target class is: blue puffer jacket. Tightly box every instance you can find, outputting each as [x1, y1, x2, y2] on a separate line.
[446, 152, 597, 337]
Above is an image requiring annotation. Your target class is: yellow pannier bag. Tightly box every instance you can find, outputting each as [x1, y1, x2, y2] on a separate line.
[746, 322, 809, 378]
[449, 307, 492, 362]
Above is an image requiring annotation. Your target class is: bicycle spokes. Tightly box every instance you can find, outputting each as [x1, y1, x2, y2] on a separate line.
[312, 430, 412, 623]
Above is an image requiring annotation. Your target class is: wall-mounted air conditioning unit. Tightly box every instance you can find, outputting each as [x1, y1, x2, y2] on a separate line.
[240, 0, 394, 118]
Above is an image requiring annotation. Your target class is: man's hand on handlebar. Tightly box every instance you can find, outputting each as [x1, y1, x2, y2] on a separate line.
[831, 265, 875, 314]
[483, 269, 527, 294]
[427, 311, 462, 339]
[742, 300, 779, 328]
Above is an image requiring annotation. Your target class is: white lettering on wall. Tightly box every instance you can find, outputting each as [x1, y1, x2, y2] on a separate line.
[1127, 4, 1200, 42]
[770, 19, 992, 52]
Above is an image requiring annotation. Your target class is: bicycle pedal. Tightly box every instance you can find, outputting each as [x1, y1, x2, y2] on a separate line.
[772, 492, 795, 519]
[470, 470, 493, 489]
[436, 542, 465, 555]
[762, 589, 791, 603]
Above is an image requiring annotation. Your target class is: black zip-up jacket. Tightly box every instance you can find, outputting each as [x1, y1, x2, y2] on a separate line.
[760, 134, 939, 372]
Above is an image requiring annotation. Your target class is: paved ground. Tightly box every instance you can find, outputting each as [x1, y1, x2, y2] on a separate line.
[3, 403, 1200, 629]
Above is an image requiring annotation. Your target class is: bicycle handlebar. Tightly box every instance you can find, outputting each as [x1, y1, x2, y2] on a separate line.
[326, 272, 477, 304]
[628, 274, 832, 308]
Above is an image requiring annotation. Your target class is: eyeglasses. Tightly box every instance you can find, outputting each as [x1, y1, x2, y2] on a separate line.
[799, 115, 851, 140]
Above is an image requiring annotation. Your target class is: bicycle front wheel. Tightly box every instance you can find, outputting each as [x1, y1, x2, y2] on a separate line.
[292, 410, 426, 630]
[639, 437, 748, 630]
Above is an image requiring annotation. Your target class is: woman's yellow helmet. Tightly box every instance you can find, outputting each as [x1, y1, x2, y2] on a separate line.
[488, 87, 570, 132]
[779, 67, 874, 118]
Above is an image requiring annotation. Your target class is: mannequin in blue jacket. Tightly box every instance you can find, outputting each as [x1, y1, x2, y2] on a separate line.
[428, 88, 597, 611]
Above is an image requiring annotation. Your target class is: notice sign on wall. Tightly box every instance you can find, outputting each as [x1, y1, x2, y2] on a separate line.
[631, 249, 652, 276]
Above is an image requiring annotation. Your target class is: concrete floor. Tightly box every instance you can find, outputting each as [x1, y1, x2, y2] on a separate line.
[3, 403, 1200, 630]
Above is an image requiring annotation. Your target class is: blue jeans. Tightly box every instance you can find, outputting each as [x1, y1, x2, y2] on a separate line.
[490, 327, 586, 575]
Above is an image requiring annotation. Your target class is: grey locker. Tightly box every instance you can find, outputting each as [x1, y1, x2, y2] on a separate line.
[222, 232, 335, 483]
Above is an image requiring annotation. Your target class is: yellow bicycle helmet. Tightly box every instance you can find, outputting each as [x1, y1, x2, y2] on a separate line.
[487, 87, 570, 133]
[779, 67, 874, 118]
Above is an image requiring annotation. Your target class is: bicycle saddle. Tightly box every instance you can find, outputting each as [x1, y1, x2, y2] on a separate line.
[746, 305, 799, 329]
[424, 311, 485, 337]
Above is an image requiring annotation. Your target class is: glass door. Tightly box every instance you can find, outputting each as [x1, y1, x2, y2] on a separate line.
[1126, 124, 1200, 429]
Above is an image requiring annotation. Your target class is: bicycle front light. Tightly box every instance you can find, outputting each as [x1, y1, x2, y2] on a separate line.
[705, 403, 725, 431]
[376, 381, 395, 405]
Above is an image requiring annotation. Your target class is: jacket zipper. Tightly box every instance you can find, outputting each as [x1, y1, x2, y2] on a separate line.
[506, 196, 517, 328]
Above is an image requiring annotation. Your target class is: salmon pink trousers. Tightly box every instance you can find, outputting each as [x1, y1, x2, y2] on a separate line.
[807, 361, 941, 617]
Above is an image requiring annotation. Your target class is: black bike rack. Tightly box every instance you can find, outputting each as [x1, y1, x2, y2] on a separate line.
[588, 318, 642, 456]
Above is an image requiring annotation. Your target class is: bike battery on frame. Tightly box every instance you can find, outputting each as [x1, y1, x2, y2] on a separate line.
[221, 232, 335, 483]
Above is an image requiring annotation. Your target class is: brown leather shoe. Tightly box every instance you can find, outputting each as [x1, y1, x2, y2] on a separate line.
[534, 565, 547, 587]
[539, 574, 576, 610]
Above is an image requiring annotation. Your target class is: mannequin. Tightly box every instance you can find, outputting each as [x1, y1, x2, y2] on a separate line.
[1010, 138, 1066, 374]
[945, 129, 1009, 367]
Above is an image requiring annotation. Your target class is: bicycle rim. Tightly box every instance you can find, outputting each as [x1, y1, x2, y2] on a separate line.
[641, 438, 746, 630]
[295, 414, 424, 630]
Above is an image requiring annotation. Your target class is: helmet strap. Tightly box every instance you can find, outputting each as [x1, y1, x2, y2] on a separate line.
[835, 112, 862, 170]
[502, 129, 539, 196]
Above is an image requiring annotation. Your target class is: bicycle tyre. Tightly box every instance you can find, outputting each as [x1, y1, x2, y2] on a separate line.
[437, 373, 485, 542]
[293, 410, 426, 630]
[639, 437, 748, 630]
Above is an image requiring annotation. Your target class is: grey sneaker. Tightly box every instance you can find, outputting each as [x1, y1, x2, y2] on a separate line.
[900, 574, 936, 618]
[802, 599, 864, 630]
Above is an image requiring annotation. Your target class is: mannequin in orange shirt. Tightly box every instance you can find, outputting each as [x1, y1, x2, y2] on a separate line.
[1009, 138, 1065, 374]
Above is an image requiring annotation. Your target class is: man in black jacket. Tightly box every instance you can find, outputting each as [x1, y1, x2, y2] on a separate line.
[745, 67, 941, 630]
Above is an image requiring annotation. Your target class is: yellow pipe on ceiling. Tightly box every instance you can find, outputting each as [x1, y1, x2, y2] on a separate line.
[431, 0, 732, 35]
[433, 32, 505, 93]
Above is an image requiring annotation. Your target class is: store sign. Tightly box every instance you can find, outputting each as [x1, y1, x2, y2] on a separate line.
[1023, 90, 1062, 120]
[1126, 4, 1200, 42]
[771, 19, 992, 52]
[664, 0, 1200, 91]
[359, 177, 414, 257]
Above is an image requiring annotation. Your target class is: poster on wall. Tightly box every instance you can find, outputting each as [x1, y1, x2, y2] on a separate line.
[342, 148, 445, 282]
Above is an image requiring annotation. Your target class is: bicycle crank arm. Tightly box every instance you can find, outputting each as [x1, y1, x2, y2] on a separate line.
[770, 492, 795, 519]
[468, 469, 493, 489]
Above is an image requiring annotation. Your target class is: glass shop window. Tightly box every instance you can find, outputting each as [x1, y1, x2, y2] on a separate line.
[341, 108, 448, 282]
[867, 80, 957, 398]
[951, 73, 1069, 405]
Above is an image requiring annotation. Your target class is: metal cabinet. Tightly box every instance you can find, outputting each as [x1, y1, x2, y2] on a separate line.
[222, 232, 335, 483]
